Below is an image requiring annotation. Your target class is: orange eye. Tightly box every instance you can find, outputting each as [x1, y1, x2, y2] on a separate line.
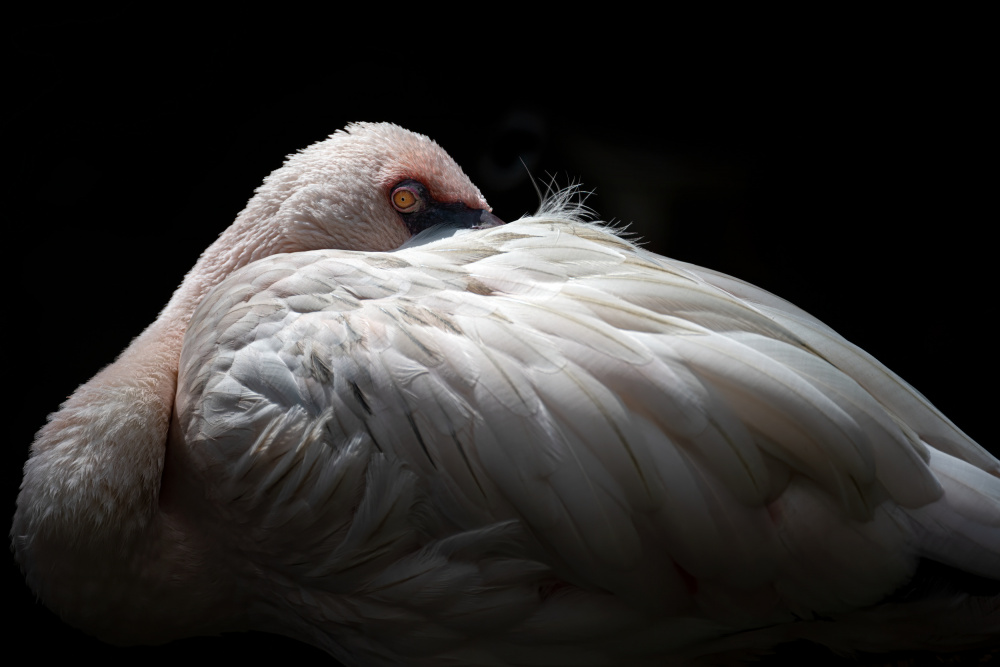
[392, 188, 419, 211]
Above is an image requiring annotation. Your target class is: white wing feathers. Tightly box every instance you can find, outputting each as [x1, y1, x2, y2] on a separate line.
[175, 216, 999, 651]
[682, 257, 997, 474]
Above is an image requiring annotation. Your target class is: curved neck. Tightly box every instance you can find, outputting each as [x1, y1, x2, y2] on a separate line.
[14, 185, 368, 642]
[13, 228, 262, 643]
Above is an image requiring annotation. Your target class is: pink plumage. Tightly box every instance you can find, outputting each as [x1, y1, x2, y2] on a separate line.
[14, 123, 999, 665]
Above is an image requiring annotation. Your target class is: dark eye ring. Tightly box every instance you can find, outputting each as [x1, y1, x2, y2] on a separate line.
[391, 185, 425, 213]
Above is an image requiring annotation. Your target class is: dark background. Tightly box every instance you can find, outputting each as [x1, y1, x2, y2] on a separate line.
[8, 11, 993, 665]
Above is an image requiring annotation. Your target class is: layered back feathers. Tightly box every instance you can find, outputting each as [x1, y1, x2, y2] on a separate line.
[173, 201, 999, 663]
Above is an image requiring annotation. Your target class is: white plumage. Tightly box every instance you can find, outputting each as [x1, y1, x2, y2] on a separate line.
[14, 123, 999, 665]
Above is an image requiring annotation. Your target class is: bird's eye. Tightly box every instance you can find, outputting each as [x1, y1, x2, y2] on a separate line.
[391, 186, 423, 212]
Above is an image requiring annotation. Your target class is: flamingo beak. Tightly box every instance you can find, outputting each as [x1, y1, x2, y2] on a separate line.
[476, 210, 506, 229]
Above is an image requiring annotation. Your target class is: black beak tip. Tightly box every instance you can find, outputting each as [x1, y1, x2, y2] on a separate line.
[477, 210, 506, 228]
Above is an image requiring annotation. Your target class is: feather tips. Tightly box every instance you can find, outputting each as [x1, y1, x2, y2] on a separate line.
[173, 211, 998, 659]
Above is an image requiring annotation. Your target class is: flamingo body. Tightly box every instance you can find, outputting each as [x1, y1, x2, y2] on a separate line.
[14, 123, 1000, 665]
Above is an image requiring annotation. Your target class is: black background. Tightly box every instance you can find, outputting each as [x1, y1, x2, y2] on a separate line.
[8, 10, 994, 665]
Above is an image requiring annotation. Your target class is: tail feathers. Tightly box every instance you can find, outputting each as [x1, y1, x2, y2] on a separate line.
[906, 447, 1000, 581]
[772, 446, 1000, 655]
[789, 445, 1000, 654]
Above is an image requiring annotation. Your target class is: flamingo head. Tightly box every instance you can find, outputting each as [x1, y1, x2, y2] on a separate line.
[239, 121, 504, 257]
